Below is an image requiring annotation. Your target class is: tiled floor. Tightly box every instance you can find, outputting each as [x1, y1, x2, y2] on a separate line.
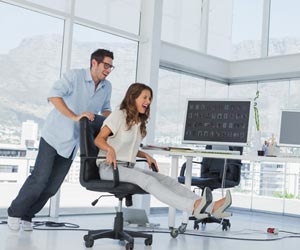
[1, 209, 300, 250]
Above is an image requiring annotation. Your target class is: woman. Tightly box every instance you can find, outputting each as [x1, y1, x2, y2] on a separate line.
[95, 83, 231, 219]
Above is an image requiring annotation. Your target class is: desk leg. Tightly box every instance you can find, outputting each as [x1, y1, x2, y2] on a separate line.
[221, 159, 227, 197]
[168, 155, 179, 228]
[182, 156, 193, 224]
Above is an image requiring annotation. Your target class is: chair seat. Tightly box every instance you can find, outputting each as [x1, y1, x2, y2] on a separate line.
[82, 179, 148, 195]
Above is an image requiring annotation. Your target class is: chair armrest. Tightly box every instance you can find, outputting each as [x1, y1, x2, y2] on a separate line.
[179, 161, 202, 176]
[136, 158, 158, 172]
[113, 168, 119, 187]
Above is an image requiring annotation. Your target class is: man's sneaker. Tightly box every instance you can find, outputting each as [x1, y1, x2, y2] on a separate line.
[7, 216, 20, 231]
[21, 220, 33, 231]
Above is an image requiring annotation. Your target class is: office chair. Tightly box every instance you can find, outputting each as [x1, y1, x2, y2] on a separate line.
[178, 145, 243, 231]
[79, 116, 153, 249]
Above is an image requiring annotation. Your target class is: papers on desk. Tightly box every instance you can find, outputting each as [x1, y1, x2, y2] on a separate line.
[169, 146, 195, 152]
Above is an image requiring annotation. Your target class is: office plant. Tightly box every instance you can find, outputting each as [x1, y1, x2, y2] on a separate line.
[254, 90, 260, 131]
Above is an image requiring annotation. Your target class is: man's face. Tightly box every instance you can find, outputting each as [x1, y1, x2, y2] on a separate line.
[92, 56, 114, 82]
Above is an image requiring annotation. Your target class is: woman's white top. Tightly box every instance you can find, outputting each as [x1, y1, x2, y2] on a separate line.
[96, 109, 142, 165]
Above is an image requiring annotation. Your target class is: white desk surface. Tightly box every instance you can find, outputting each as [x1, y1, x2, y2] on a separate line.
[144, 149, 300, 163]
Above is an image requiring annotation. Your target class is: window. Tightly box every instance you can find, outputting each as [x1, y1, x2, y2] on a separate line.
[269, 0, 300, 56]
[161, 0, 203, 51]
[0, 2, 64, 217]
[207, 0, 233, 60]
[155, 69, 205, 145]
[75, 0, 141, 35]
[231, 0, 263, 60]
[289, 80, 300, 109]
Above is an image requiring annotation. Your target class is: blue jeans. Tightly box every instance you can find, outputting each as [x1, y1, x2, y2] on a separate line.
[7, 137, 73, 221]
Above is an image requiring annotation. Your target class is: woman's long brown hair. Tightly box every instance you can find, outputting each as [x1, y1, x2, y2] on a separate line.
[119, 83, 153, 138]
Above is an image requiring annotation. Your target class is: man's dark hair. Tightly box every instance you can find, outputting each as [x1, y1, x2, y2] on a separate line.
[90, 49, 114, 68]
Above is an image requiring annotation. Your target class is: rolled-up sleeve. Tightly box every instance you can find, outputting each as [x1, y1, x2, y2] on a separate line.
[47, 71, 75, 99]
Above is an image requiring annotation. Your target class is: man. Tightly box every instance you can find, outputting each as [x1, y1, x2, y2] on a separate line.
[7, 48, 115, 231]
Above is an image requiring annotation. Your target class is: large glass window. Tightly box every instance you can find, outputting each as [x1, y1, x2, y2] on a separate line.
[0, 2, 64, 217]
[231, 0, 263, 60]
[161, 0, 203, 51]
[269, 0, 300, 56]
[74, 0, 141, 35]
[204, 80, 228, 98]
[155, 69, 205, 146]
[289, 80, 300, 109]
[206, 0, 233, 60]
[257, 81, 289, 140]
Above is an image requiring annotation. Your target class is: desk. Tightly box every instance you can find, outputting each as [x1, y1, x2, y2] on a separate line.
[144, 149, 300, 228]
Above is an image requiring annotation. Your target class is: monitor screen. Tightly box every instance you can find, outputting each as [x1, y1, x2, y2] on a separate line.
[182, 98, 253, 146]
[278, 109, 300, 148]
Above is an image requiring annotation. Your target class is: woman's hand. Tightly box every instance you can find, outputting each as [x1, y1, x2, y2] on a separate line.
[94, 125, 116, 169]
[106, 147, 117, 169]
[145, 154, 159, 172]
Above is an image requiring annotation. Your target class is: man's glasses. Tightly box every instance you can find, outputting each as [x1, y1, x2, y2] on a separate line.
[100, 62, 115, 71]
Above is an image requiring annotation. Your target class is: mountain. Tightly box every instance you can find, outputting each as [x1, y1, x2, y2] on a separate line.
[1, 34, 300, 144]
[0, 34, 137, 143]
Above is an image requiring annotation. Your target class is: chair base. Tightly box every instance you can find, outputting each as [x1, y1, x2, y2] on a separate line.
[190, 215, 231, 231]
[83, 211, 152, 249]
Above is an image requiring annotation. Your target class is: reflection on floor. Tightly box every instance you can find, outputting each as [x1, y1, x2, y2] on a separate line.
[1, 209, 300, 250]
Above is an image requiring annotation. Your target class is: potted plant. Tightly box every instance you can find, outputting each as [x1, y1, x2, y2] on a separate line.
[253, 90, 262, 154]
[254, 90, 260, 131]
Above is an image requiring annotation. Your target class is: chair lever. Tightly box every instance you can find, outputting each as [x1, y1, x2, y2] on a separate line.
[91, 194, 114, 206]
[91, 198, 99, 206]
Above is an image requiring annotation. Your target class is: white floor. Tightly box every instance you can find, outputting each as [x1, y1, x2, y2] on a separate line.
[1, 209, 300, 250]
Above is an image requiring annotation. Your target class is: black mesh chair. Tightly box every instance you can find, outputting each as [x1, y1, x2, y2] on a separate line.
[178, 145, 243, 231]
[79, 116, 152, 249]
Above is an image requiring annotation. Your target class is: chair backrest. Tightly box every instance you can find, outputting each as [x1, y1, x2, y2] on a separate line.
[79, 115, 106, 183]
[79, 115, 147, 197]
[201, 145, 243, 185]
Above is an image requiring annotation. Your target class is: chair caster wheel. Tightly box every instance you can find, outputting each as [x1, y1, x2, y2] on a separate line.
[126, 242, 134, 250]
[145, 238, 152, 246]
[222, 219, 231, 231]
[170, 227, 179, 238]
[84, 236, 94, 248]
[178, 223, 187, 233]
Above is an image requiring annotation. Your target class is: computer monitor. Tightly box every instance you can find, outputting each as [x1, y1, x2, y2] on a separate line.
[278, 109, 300, 148]
[182, 98, 254, 147]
